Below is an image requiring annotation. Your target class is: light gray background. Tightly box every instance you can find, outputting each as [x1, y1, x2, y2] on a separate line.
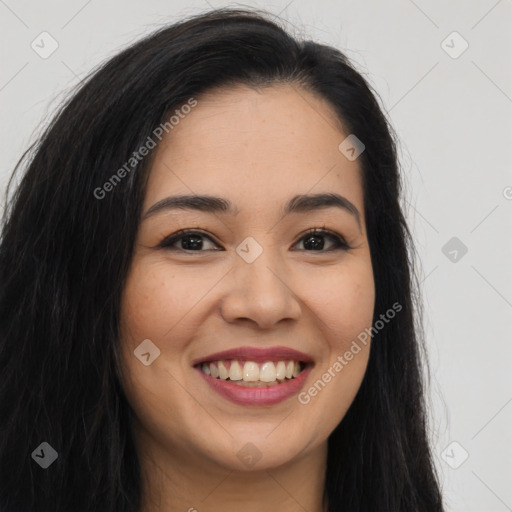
[1, 1, 511, 510]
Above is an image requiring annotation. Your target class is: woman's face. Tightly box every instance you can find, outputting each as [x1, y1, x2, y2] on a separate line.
[119, 84, 375, 472]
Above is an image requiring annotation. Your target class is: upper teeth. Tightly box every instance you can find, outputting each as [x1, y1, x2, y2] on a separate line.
[200, 360, 303, 382]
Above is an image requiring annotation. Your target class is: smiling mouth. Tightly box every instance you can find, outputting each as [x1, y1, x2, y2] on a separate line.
[195, 359, 309, 387]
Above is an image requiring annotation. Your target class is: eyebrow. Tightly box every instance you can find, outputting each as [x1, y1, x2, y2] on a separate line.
[143, 192, 361, 228]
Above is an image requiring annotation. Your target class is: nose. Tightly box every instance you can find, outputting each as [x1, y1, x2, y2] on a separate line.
[219, 248, 302, 329]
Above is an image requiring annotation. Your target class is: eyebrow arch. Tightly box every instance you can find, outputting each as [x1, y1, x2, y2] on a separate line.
[143, 192, 361, 228]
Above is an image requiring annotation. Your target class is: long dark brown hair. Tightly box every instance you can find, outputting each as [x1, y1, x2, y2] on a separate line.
[0, 7, 444, 511]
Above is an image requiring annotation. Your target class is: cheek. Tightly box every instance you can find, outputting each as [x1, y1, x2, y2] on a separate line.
[118, 261, 196, 428]
[340, 273, 375, 341]
[303, 257, 375, 346]
[296, 260, 374, 436]
[120, 260, 191, 342]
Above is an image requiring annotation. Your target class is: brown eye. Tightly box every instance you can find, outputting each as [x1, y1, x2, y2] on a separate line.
[293, 228, 350, 252]
[158, 228, 350, 253]
[159, 230, 221, 251]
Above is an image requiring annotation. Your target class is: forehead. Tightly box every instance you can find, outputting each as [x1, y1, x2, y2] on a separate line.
[143, 84, 364, 220]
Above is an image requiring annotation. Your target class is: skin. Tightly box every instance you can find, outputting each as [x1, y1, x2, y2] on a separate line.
[119, 83, 375, 512]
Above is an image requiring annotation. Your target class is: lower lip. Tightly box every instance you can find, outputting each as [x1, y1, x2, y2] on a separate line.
[195, 364, 313, 406]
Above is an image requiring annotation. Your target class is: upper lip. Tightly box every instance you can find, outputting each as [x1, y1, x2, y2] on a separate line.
[192, 346, 314, 366]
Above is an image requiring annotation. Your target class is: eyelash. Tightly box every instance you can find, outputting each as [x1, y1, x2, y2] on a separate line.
[158, 227, 351, 253]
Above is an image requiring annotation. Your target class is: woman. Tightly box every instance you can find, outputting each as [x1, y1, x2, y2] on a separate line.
[0, 7, 444, 512]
